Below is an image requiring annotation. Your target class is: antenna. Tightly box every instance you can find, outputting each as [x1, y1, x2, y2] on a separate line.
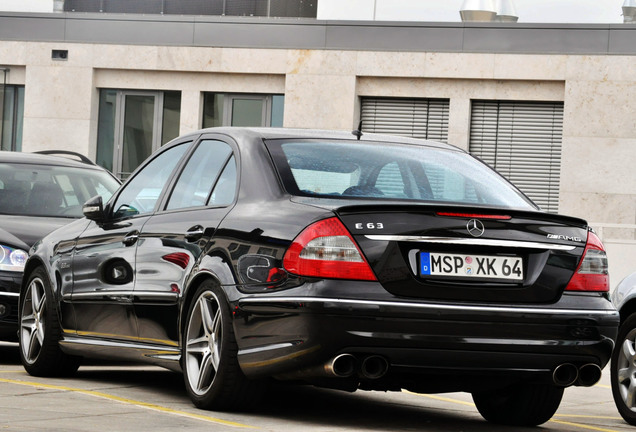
[352, 121, 363, 140]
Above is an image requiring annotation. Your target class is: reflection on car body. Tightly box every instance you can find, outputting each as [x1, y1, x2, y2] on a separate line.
[18, 128, 618, 427]
[0, 151, 120, 341]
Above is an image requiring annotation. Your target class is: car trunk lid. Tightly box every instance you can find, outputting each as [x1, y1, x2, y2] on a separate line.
[334, 204, 588, 303]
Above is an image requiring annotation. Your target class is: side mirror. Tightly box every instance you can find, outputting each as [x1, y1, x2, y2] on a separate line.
[82, 195, 105, 222]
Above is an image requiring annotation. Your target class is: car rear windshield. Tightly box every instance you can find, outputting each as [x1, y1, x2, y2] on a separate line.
[0, 163, 120, 218]
[266, 139, 537, 210]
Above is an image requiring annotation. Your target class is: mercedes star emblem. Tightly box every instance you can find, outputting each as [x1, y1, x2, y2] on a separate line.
[467, 219, 485, 237]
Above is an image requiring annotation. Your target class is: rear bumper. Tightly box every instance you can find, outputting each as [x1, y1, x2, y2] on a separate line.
[233, 291, 618, 386]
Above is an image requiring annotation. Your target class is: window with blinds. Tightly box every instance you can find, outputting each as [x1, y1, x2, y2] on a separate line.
[360, 97, 450, 142]
[469, 100, 563, 213]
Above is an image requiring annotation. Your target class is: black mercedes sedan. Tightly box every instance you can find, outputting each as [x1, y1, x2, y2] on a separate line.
[0, 151, 120, 341]
[18, 128, 618, 426]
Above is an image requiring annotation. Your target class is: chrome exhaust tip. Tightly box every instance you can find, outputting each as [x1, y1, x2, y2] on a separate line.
[359, 355, 389, 380]
[576, 363, 602, 387]
[325, 353, 356, 378]
[552, 363, 578, 387]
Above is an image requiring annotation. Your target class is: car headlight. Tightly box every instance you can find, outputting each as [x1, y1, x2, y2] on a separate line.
[0, 245, 28, 272]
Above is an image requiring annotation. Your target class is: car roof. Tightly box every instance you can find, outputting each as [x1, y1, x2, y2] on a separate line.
[0, 151, 104, 171]
[182, 127, 463, 152]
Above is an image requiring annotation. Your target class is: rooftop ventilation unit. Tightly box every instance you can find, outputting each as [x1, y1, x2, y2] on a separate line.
[460, 0, 497, 22]
[624, 0, 636, 23]
[495, 0, 518, 22]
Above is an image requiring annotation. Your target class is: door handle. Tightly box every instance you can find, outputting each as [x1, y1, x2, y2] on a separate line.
[185, 226, 205, 242]
[122, 231, 139, 246]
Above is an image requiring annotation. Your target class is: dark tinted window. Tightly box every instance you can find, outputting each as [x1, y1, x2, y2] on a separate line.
[0, 162, 119, 218]
[267, 140, 536, 210]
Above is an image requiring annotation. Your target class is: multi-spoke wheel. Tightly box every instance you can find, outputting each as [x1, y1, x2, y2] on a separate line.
[20, 274, 47, 364]
[612, 314, 636, 425]
[472, 381, 563, 426]
[19, 266, 79, 377]
[182, 281, 266, 410]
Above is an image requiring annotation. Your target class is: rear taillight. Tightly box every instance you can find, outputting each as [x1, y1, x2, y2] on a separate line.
[565, 231, 609, 292]
[283, 217, 377, 281]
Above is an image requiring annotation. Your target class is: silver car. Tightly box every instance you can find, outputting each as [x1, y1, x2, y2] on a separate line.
[611, 271, 636, 425]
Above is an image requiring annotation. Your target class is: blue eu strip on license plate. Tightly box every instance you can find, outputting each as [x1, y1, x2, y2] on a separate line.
[420, 252, 432, 275]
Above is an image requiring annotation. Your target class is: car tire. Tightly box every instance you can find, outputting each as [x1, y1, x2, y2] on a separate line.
[611, 313, 636, 425]
[19, 266, 80, 377]
[472, 382, 564, 426]
[182, 280, 266, 410]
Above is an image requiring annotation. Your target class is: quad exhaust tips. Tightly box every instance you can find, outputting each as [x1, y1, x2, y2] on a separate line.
[552, 363, 602, 387]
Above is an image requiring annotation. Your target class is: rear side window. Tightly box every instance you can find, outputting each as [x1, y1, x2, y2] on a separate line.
[166, 140, 234, 210]
[266, 140, 536, 210]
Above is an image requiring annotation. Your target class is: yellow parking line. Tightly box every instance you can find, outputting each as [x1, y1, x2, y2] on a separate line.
[404, 391, 475, 407]
[554, 414, 621, 420]
[0, 377, 255, 429]
[550, 419, 619, 432]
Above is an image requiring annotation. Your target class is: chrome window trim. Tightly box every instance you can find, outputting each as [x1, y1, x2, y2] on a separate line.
[365, 235, 577, 251]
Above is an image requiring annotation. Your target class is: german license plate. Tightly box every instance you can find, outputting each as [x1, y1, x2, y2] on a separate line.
[419, 252, 523, 281]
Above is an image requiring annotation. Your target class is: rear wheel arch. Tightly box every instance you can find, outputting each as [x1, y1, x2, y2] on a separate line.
[619, 300, 636, 325]
[180, 265, 236, 338]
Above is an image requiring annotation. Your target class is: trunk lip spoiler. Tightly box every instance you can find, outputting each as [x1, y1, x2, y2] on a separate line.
[364, 235, 577, 251]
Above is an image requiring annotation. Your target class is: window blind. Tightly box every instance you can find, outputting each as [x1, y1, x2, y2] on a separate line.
[361, 97, 449, 142]
[469, 101, 563, 213]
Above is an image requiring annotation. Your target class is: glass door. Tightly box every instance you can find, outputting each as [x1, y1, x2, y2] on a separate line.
[224, 95, 270, 127]
[113, 91, 164, 180]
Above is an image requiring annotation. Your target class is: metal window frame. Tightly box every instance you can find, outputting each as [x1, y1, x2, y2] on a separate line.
[112, 90, 164, 179]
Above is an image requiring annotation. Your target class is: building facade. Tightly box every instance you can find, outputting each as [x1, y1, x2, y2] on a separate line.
[0, 12, 634, 286]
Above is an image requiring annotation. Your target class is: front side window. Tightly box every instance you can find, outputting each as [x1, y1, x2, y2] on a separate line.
[111, 143, 189, 219]
[266, 140, 536, 210]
